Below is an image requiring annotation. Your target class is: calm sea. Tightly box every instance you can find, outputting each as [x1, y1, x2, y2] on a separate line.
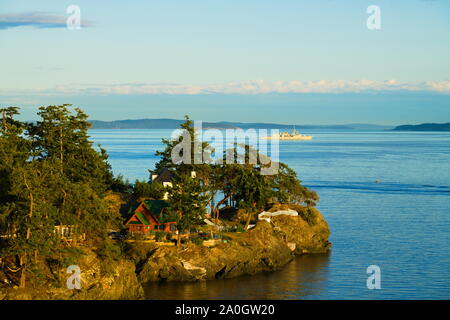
[90, 129, 450, 300]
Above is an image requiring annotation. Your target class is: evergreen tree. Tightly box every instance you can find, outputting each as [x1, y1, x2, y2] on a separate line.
[29, 104, 114, 193]
[153, 115, 213, 176]
[166, 173, 209, 247]
[0, 107, 30, 240]
[4, 160, 62, 287]
[0, 105, 122, 288]
[151, 116, 321, 233]
[133, 179, 165, 200]
[270, 163, 319, 206]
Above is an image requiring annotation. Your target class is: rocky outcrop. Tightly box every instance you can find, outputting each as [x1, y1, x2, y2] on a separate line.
[271, 207, 331, 254]
[138, 209, 331, 283]
[1, 208, 331, 298]
[0, 250, 144, 300]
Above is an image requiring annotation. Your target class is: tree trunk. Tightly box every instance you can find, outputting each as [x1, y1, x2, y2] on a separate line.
[72, 209, 82, 247]
[213, 194, 231, 224]
[19, 254, 26, 288]
[243, 204, 256, 231]
[177, 231, 181, 248]
[59, 115, 64, 173]
[244, 211, 252, 231]
[21, 174, 34, 289]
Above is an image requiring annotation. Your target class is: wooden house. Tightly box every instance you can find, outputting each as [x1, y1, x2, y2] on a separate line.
[125, 200, 177, 234]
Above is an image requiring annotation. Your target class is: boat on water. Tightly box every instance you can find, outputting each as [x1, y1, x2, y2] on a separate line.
[263, 127, 313, 140]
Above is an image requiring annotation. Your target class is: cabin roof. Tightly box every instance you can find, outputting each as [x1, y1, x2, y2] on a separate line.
[135, 211, 151, 225]
[125, 199, 171, 226]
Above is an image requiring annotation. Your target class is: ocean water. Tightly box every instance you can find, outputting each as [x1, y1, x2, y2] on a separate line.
[90, 129, 450, 300]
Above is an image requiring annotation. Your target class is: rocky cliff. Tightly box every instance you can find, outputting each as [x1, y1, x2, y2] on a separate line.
[0, 250, 144, 300]
[1, 208, 330, 299]
[137, 208, 331, 283]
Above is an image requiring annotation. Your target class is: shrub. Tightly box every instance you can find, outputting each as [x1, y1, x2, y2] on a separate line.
[291, 204, 318, 225]
[154, 231, 166, 242]
[131, 232, 145, 241]
[191, 237, 204, 246]
[124, 242, 154, 264]
[133, 180, 165, 199]
[96, 239, 124, 274]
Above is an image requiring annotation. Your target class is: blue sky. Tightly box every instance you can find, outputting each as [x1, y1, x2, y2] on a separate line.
[0, 0, 449, 124]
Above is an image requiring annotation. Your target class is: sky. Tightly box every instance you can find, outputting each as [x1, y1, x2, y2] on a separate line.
[0, 0, 449, 124]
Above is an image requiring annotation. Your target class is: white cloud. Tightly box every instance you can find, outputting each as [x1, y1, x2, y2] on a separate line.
[0, 11, 91, 30]
[1, 80, 450, 96]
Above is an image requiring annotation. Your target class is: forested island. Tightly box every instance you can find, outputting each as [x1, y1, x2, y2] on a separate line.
[0, 105, 330, 300]
[90, 118, 391, 130]
[393, 122, 450, 131]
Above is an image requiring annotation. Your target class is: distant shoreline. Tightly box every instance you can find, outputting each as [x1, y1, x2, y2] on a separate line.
[89, 119, 393, 131]
[392, 122, 450, 132]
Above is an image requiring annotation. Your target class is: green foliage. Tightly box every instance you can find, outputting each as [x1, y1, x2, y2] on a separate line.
[290, 204, 319, 225]
[96, 239, 123, 262]
[166, 173, 209, 236]
[133, 179, 165, 200]
[96, 239, 123, 274]
[0, 107, 30, 214]
[0, 105, 123, 288]
[154, 231, 166, 242]
[124, 242, 154, 264]
[191, 237, 204, 246]
[110, 174, 132, 193]
[271, 163, 319, 206]
[150, 116, 320, 232]
[28, 104, 114, 194]
[153, 115, 213, 176]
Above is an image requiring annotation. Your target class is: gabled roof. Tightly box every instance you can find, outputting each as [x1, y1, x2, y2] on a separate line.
[125, 200, 171, 226]
[125, 203, 154, 226]
[135, 211, 150, 225]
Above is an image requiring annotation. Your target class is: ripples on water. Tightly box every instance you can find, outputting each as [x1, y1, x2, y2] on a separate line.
[90, 130, 450, 299]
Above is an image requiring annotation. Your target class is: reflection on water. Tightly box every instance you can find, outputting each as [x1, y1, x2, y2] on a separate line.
[144, 253, 331, 300]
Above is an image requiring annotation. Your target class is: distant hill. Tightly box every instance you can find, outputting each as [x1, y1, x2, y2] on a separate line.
[89, 119, 391, 130]
[90, 119, 236, 129]
[214, 121, 353, 130]
[344, 123, 394, 131]
[393, 123, 450, 132]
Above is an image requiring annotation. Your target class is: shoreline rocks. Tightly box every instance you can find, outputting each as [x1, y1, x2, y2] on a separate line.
[1, 208, 331, 299]
[137, 210, 331, 284]
[0, 251, 144, 300]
